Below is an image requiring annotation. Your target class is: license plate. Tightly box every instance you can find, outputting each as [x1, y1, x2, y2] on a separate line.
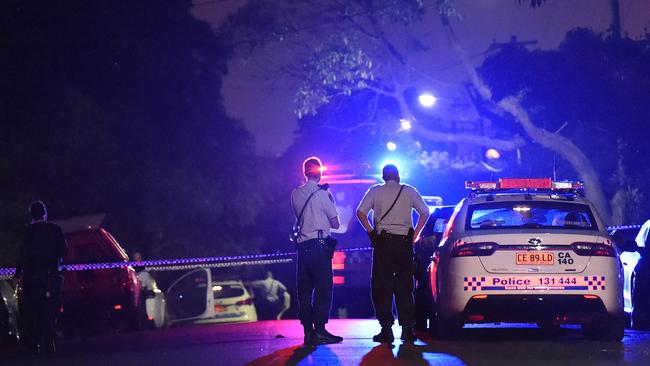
[214, 305, 226, 313]
[516, 252, 554, 265]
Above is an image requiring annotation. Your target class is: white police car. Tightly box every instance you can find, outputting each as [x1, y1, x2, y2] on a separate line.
[429, 178, 624, 340]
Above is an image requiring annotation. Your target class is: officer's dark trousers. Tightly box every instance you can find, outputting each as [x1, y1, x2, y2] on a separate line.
[297, 239, 333, 328]
[20, 274, 61, 350]
[371, 234, 415, 328]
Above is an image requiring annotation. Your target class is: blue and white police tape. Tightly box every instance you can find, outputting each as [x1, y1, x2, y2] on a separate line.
[0, 246, 374, 279]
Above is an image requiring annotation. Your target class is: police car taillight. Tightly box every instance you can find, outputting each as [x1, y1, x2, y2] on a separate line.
[451, 240, 498, 257]
[570, 242, 616, 257]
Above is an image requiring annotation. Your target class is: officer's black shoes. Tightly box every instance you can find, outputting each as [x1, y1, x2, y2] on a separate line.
[372, 327, 395, 343]
[313, 327, 343, 344]
[302, 325, 316, 347]
[400, 327, 416, 342]
[301, 331, 315, 348]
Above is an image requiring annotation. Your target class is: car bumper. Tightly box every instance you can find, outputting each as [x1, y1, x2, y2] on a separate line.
[439, 258, 623, 321]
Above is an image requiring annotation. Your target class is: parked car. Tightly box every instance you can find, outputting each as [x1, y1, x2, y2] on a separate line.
[0, 280, 19, 345]
[54, 214, 142, 335]
[610, 220, 650, 330]
[429, 178, 624, 340]
[166, 268, 257, 325]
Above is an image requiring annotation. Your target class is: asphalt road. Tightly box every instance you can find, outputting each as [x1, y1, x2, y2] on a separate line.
[3, 319, 650, 366]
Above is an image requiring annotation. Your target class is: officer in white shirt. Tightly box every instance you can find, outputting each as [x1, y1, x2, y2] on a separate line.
[291, 156, 343, 346]
[356, 164, 429, 343]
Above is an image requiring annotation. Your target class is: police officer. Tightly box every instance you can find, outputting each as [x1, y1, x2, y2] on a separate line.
[291, 156, 343, 346]
[15, 201, 68, 354]
[356, 164, 429, 343]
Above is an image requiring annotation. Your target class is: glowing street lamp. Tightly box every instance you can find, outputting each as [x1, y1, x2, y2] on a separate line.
[485, 148, 501, 160]
[418, 93, 437, 108]
[400, 118, 412, 131]
[386, 141, 397, 151]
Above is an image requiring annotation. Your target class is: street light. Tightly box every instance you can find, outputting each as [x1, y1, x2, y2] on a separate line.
[418, 93, 437, 108]
[485, 148, 501, 160]
[400, 118, 412, 131]
[386, 141, 397, 151]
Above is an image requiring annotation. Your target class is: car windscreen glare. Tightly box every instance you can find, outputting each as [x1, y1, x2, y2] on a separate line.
[213, 284, 245, 299]
[466, 201, 598, 231]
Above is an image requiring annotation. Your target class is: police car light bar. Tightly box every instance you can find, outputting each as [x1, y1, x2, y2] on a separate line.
[466, 178, 583, 190]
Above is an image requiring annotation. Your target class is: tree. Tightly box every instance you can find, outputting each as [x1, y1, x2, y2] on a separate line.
[478, 28, 650, 224]
[222, 0, 647, 223]
[222, 0, 526, 174]
[1, 0, 267, 265]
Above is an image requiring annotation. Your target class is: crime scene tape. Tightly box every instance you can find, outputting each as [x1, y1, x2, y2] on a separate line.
[0, 246, 374, 279]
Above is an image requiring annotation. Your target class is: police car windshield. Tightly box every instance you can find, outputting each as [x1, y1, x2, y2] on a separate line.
[466, 201, 598, 231]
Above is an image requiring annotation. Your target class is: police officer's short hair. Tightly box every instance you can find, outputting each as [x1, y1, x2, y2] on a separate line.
[382, 164, 399, 182]
[303, 156, 322, 180]
[29, 201, 47, 220]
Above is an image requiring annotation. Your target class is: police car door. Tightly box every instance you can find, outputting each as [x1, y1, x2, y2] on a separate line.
[166, 268, 212, 324]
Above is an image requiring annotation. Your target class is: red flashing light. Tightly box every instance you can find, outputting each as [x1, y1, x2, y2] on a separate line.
[466, 178, 584, 191]
[114, 304, 123, 311]
[333, 276, 345, 285]
[500, 178, 552, 189]
[323, 179, 379, 185]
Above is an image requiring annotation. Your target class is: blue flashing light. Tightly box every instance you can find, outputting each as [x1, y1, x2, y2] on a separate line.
[386, 141, 397, 151]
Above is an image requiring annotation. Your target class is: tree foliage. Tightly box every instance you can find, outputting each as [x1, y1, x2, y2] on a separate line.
[478, 28, 650, 223]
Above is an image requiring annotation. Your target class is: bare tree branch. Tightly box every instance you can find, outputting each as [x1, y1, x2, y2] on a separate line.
[438, 10, 613, 222]
[414, 125, 526, 151]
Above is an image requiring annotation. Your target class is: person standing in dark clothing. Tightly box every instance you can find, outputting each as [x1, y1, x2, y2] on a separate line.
[291, 156, 343, 347]
[15, 201, 68, 354]
[356, 164, 430, 343]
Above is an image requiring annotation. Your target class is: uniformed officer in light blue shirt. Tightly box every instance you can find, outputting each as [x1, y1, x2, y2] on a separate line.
[291, 156, 343, 346]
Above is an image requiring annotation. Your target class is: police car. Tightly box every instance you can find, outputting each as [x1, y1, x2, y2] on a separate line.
[429, 178, 624, 340]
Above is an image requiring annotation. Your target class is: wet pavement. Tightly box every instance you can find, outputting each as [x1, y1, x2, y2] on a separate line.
[3, 319, 650, 365]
